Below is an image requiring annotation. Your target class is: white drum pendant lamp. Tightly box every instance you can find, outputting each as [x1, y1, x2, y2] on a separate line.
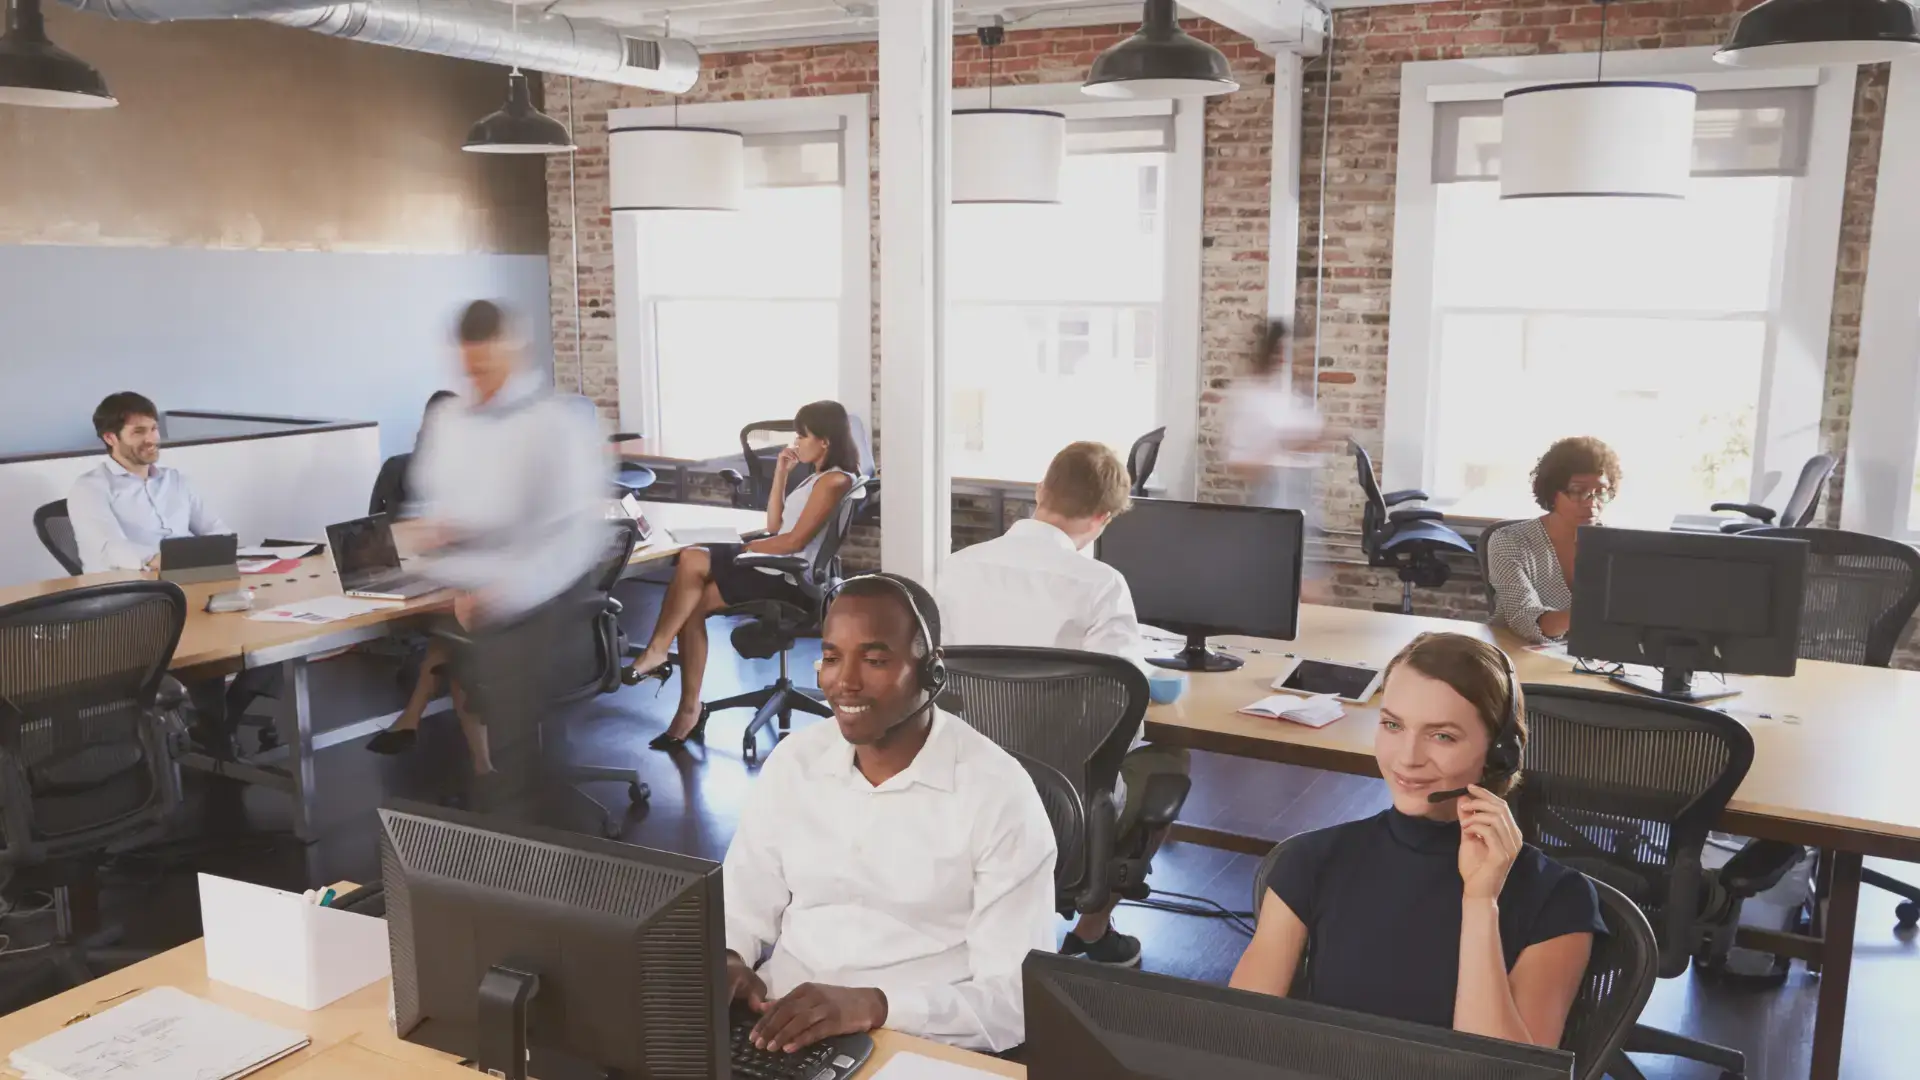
[1501, 0, 1697, 200]
[610, 125, 745, 211]
[953, 22, 1065, 204]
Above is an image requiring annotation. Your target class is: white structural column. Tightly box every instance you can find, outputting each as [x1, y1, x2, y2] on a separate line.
[1266, 51, 1304, 330]
[878, 0, 954, 585]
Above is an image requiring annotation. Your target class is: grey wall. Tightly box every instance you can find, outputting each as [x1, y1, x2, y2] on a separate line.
[0, 245, 553, 460]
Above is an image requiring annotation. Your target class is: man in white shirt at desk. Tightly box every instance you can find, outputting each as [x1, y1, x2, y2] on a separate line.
[67, 391, 231, 573]
[937, 440, 1187, 969]
[724, 574, 1056, 1055]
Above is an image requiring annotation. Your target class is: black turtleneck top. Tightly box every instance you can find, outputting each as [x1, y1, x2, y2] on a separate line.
[1263, 807, 1606, 1030]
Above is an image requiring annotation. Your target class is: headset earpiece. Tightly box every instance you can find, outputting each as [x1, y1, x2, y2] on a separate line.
[1482, 651, 1523, 785]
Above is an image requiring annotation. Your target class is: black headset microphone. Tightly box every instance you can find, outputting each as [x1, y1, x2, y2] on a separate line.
[1427, 650, 1523, 805]
[818, 573, 947, 725]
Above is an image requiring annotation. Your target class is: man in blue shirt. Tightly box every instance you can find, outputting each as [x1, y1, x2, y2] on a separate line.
[67, 391, 231, 573]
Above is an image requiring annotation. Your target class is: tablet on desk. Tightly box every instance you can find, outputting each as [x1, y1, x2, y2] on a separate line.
[1270, 657, 1383, 704]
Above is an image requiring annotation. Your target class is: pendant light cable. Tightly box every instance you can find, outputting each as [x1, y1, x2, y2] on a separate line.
[1310, 1, 1334, 406]
[1597, 0, 1610, 81]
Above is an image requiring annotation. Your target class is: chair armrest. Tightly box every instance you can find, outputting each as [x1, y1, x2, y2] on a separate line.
[733, 553, 806, 575]
[1075, 790, 1119, 915]
[1718, 839, 1803, 898]
[1132, 772, 1191, 833]
[719, 468, 747, 489]
[1710, 502, 1774, 522]
[156, 676, 189, 712]
[1386, 507, 1444, 524]
[1382, 488, 1429, 506]
[608, 432, 643, 444]
[605, 596, 623, 616]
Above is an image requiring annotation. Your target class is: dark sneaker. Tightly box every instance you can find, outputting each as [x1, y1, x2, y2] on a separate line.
[1059, 927, 1142, 967]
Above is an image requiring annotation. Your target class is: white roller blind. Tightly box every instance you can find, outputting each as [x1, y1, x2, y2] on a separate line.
[1434, 85, 1814, 182]
[1066, 114, 1174, 155]
[743, 130, 843, 187]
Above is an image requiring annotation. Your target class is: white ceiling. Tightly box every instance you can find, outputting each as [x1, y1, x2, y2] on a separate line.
[534, 1, 1154, 53]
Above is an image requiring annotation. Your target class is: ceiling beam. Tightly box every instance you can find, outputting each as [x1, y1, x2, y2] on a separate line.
[1180, 0, 1327, 55]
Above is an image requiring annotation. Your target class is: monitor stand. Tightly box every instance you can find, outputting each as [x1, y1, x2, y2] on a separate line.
[1147, 632, 1243, 673]
[1609, 666, 1740, 704]
[477, 966, 541, 1080]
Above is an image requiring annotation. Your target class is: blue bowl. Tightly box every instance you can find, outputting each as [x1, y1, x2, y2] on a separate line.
[1146, 670, 1188, 705]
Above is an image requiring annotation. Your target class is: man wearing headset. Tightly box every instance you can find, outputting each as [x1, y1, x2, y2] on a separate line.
[721, 574, 1057, 1055]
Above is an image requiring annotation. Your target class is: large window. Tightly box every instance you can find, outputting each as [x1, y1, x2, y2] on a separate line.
[1383, 52, 1854, 528]
[613, 99, 869, 462]
[947, 122, 1174, 482]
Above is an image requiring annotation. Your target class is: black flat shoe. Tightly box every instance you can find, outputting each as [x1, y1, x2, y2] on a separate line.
[365, 728, 418, 755]
[648, 712, 708, 752]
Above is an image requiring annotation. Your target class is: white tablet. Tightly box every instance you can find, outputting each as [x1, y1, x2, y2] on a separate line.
[1269, 657, 1385, 704]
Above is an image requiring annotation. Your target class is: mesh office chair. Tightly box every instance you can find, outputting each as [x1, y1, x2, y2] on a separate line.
[368, 454, 413, 517]
[606, 432, 657, 500]
[1248, 836, 1658, 1080]
[0, 582, 189, 997]
[1512, 684, 1756, 1080]
[1126, 427, 1166, 497]
[1737, 527, 1920, 928]
[1474, 518, 1528, 613]
[1351, 440, 1474, 613]
[1712, 454, 1836, 534]
[699, 477, 868, 763]
[940, 647, 1189, 916]
[33, 499, 83, 576]
[439, 520, 649, 838]
[720, 421, 804, 511]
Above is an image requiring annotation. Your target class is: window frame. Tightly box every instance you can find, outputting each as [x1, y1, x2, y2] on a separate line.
[1844, 58, 1920, 540]
[610, 94, 873, 459]
[1380, 47, 1856, 520]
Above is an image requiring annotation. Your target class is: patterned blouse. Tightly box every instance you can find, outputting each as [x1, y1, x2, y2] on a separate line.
[1487, 517, 1573, 645]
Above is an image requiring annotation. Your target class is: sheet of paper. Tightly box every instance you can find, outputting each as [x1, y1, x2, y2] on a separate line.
[667, 526, 745, 546]
[238, 558, 302, 575]
[8, 986, 309, 1080]
[865, 1052, 1007, 1080]
[248, 596, 396, 625]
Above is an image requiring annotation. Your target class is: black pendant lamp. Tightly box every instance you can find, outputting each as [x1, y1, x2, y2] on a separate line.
[463, 0, 574, 154]
[1716, 0, 1920, 66]
[0, 0, 115, 109]
[1083, 0, 1237, 100]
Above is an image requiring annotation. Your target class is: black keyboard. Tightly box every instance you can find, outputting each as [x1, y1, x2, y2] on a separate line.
[728, 1008, 873, 1080]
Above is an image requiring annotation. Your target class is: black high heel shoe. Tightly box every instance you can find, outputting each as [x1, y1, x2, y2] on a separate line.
[365, 728, 418, 755]
[648, 710, 709, 751]
[622, 659, 672, 688]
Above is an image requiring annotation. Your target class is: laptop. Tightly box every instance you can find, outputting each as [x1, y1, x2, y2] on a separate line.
[325, 516, 439, 602]
[159, 534, 239, 585]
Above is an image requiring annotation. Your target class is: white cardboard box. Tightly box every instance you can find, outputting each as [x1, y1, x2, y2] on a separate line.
[199, 873, 390, 1010]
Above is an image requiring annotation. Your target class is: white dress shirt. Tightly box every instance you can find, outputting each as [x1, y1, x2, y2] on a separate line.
[722, 708, 1057, 1052]
[410, 370, 609, 621]
[67, 459, 231, 572]
[938, 518, 1143, 661]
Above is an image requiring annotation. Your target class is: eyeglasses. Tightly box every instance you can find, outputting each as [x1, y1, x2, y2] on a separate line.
[1564, 485, 1615, 505]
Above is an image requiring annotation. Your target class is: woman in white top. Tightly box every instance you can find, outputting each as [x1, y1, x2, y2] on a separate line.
[1225, 320, 1327, 514]
[625, 400, 860, 750]
[1487, 436, 1622, 644]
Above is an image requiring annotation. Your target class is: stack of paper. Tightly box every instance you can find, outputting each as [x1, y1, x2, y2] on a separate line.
[9, 987, 309, 1080]
[666, 526, 745, 546]
[1239, 693, 1345, 728]
[867, 1052, 1007, 1079]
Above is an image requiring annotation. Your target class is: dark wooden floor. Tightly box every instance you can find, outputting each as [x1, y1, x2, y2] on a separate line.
[3, 580, 1914, 1078]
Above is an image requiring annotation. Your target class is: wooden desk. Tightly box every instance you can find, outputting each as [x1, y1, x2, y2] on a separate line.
[1143, 602, 1920, 1080]
[0, 502, 763, 841]
[0, 939, 1023, 1079]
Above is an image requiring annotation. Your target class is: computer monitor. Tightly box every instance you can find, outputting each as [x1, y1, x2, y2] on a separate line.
[1023, 951, 1573, 1079]
[1568, 525, 1809, 702]
[379, 802, 727, 1080]
[1095, 498, 1304, 672]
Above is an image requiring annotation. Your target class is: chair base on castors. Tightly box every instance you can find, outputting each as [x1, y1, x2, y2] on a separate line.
[704, 654, 834, 765]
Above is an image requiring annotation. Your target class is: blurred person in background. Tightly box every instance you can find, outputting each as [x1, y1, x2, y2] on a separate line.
[1225, 319, 1333, 597]
[405, 300, 608, 816]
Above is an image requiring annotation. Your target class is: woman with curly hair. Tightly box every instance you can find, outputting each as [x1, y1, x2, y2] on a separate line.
[1487, 437, 1622, 643]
